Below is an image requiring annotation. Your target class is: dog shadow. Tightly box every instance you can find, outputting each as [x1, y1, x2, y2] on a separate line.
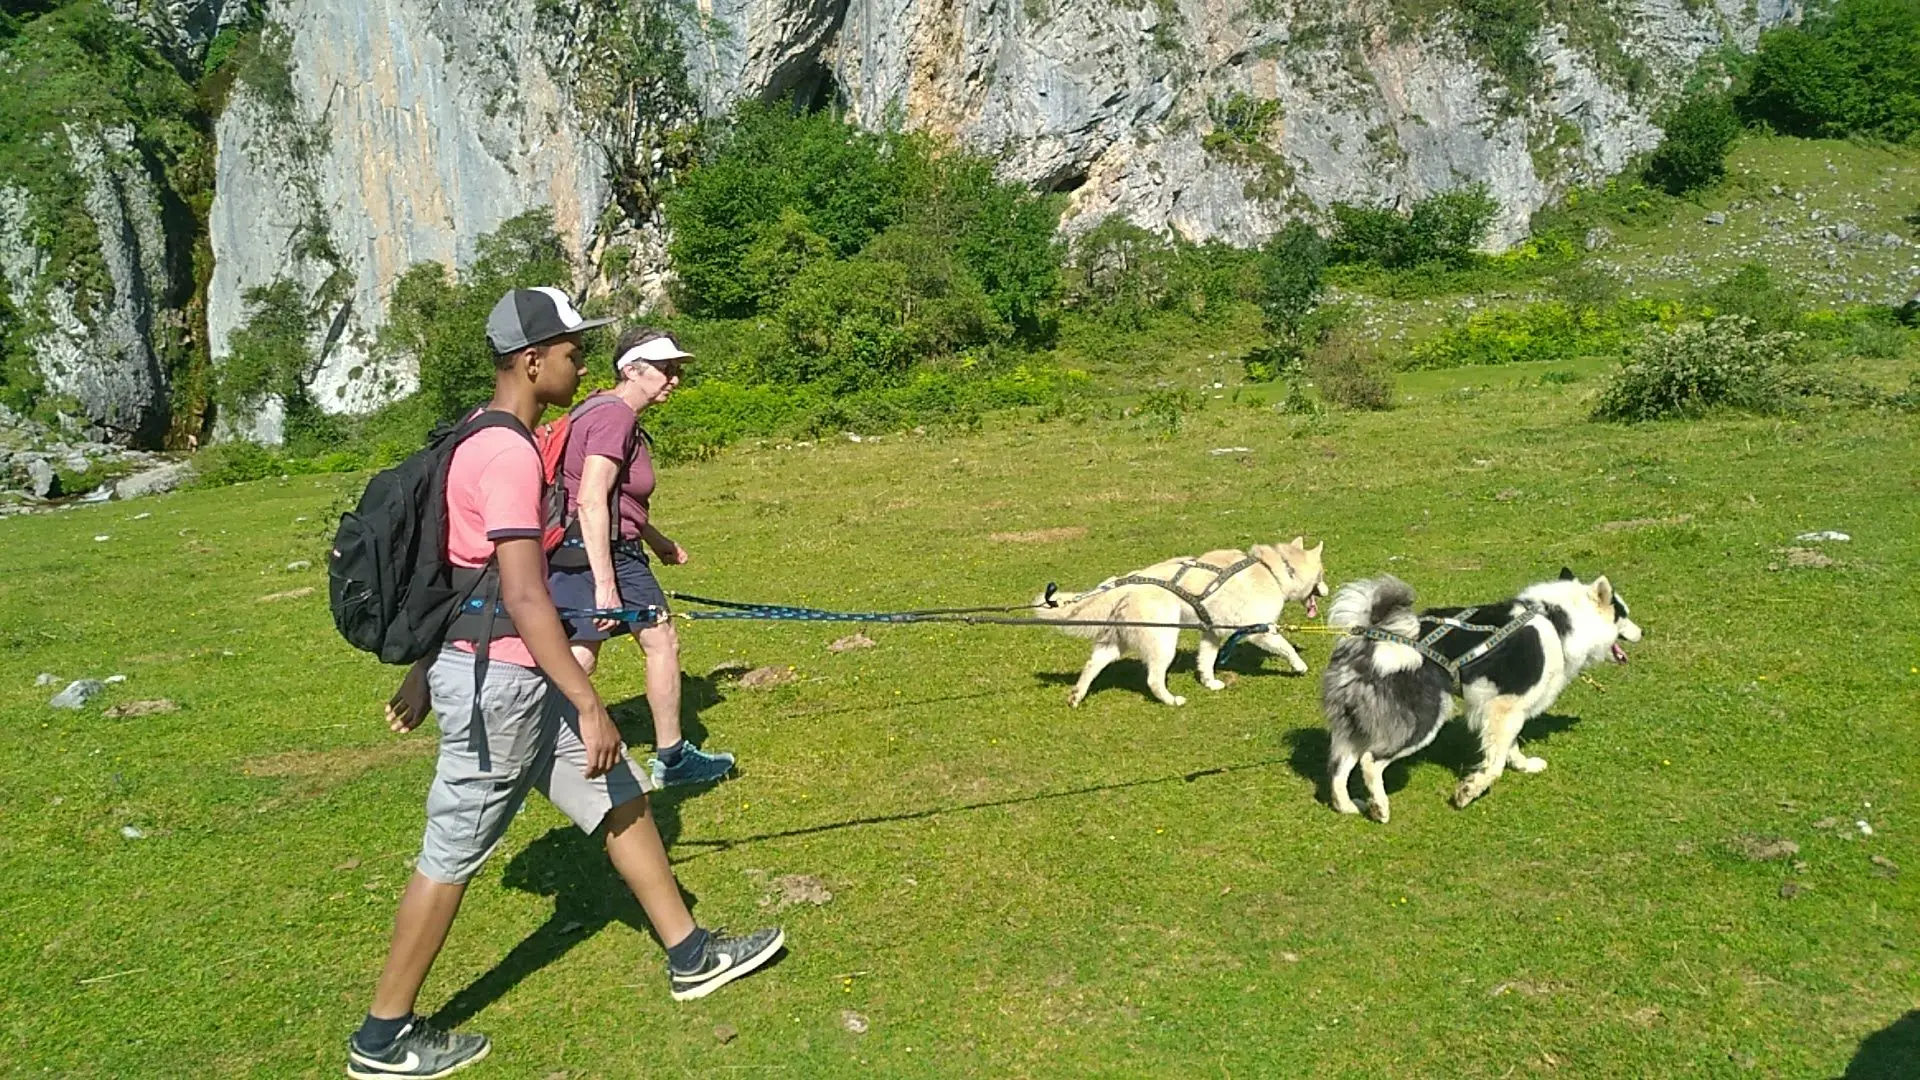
[1033, 650, 1308, 703]
[427, 825, 700, 1030]
[1841, 1011, 1920, 1078]
[1284, 712, 1584, 803]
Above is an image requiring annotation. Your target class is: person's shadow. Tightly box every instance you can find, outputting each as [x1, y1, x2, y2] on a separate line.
[1284, 713, 1583, 805]
[428, 671, 726, 1030]
[1843, 1011, 1920, 1079]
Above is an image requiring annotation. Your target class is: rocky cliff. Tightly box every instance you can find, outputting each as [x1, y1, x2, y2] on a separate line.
[8, 0, 1796, 444]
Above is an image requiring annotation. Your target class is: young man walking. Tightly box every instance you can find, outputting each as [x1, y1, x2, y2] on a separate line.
[346, 288, 783, 1079]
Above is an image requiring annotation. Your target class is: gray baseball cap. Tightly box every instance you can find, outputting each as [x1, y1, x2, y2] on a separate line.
[485, 287, 613, 354]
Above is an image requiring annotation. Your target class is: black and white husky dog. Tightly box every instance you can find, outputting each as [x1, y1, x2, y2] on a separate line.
[1319, 569, 1641, 822]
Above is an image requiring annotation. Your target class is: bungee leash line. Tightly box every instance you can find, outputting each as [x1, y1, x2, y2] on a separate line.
[541, 583, 1348, 662]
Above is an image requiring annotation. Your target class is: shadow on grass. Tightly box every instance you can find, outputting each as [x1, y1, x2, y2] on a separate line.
[1844, 1011, 1920, 1079]
[1284, 713, 1584, 804]
[428, 825, 700, 1031]
[669, 756, 1295, 865]
[1033, 649, 1308, 704]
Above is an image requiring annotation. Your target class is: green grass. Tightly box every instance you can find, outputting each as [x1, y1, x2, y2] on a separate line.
[2, 356, 1916, 1076]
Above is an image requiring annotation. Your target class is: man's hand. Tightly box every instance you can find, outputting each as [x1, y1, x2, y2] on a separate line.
[593, 578, 623, 632]
[385, 657, 432, 733]
[577, 697, 624, 779]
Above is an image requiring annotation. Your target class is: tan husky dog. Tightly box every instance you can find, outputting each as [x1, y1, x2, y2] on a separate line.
[1038, 538, 1328, 706]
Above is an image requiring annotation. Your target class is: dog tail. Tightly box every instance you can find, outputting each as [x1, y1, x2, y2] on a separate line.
[1031, 580, 1121, 640]
[1327, 576, 1419, 636]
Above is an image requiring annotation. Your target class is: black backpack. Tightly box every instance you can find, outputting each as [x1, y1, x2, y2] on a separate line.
[328, 410, 534, 664]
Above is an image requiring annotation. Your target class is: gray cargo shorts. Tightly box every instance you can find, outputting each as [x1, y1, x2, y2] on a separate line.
[416, 647, 653, 885]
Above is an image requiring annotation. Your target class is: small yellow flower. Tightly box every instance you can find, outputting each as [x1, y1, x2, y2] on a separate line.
[1662, 759, 1671, 766]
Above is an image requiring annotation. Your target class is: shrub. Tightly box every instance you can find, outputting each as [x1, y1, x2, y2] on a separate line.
[1065, 218, 1258, 330]
[1329, 187, 1499, 269]
[1308, 331, 1394, 411]
[1736, 0, 1920, 144]
[1846, 317, 1908, 359]
[1404, 301, 1617, 370]
[1645, 92, 1742, 195]
[389, 209, 574, 422]
[1593, 317, 1801, 422]
[1256, 221, 1328, 334]
[1690, 262, 1800, 334]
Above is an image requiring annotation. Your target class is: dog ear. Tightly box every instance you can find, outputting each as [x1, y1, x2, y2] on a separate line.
[1559, 566, 1576, 581]
[1310, 540, 1324, 557]
[1591, 575, 1613, 607]
[1288, 535, 1305, 550]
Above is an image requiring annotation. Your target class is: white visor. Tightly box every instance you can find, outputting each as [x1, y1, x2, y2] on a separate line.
[615, 336, 694, 373]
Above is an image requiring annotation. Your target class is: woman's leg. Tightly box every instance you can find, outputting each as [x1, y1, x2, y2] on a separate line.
[633, 619, 684, 747]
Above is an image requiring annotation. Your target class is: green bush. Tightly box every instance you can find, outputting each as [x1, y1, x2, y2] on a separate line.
[387, 209, 574, 422]
[1256, 222, 1328, 334]
[1308, 331, 1394, 411]
[1329, 187, 1499, 269]
[1690, 262, 1800, 334]
[1593, 317, 1802, 422]
[1405, 301, 1614, 370]
[1645, 93, 1742, 195]
[1736, 0, 1920, 144]
[1064, 218, 1258, 330]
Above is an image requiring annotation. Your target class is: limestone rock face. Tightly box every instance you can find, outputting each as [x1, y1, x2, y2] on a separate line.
[184, 0, 1796, 436]
[104, 0, 244, 67]
[206, 0, 618, 436]
[0, 124, 178, 445]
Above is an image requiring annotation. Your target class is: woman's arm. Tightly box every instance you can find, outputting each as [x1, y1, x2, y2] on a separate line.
[578, 455, 623, 616]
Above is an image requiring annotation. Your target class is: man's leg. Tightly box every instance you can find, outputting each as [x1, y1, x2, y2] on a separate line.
[542, 700, 783, 1001]
[368, 875, 468, 1021]
[601, 795, 696, 948]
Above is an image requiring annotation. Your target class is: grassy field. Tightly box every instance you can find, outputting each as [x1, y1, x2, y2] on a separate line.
[2, 345, 1916, 1076]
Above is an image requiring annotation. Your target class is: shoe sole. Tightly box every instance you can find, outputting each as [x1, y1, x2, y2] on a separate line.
[670, 929, 786, 1002]
[346, 1041, 491, 1080]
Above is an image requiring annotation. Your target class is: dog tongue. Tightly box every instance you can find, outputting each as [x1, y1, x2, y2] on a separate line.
[1306, 595, 1319, 619]
[1611, 642, 1629, 663]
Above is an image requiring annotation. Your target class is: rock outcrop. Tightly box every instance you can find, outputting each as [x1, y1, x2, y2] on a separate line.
[0, 124, 180, 446]
[123, 0, 1803, 439]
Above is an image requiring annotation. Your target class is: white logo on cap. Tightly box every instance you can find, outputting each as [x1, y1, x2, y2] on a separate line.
[530, 286, 587, 329]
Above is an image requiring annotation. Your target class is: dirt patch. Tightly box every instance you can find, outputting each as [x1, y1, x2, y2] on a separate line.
[1730, 835, 1800, 861]
[757, 872, 834, 911]
[737, 666, 798, 690]
[1768, 547, 1836, 570]
[988, 526, 1088, 544]
[1601, 513, 1694, 531]
[242, 739, 428, 782]
[103, 699, 178, 719]
[828, 633, 877, 653]
[257, 587, 316, 603]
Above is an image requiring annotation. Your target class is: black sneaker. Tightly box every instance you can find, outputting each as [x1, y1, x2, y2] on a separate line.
[669, 927, 786, 1001]
[346, 1017, 490, 1079]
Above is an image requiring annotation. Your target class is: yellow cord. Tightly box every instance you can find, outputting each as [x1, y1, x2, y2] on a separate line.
[1580, 673, 1607, 693]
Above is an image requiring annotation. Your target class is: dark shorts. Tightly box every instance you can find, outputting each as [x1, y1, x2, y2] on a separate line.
[549, 547, 670, 643]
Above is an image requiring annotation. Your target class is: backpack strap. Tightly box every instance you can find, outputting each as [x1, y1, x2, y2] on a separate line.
[444, 407, 537, 773]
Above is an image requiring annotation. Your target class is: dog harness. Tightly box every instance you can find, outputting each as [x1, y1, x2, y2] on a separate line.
[1353, 600, 1544, 691]
[1089, 553, 1265, 629]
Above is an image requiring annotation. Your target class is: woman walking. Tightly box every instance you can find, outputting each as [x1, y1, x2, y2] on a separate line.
[546, 327, 736, 787]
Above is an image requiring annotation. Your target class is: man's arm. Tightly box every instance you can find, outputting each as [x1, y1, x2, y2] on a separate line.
[495, 536, 621, 777]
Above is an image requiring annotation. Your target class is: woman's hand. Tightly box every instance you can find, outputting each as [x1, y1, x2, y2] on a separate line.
[593, 578, 623, 632]
[653, 537, 690, 565]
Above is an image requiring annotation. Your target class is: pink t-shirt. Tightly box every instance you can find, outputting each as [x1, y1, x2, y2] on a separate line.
[445, 423, 543, 669]
[561, 393, 657, 540]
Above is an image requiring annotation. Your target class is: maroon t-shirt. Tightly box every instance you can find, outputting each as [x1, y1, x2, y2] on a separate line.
[560, 393, 656, 541]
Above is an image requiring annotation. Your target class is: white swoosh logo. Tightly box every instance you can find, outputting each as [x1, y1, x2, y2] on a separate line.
[349, 1050, 420, 1071]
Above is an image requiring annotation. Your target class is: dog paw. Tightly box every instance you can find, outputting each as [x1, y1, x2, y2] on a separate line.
[1331, 798, 1361, 816]
[1202, 677, 1226, 691]
[1451, 781, 1484, 809]
[1067, 692, 1084, 708]
[1169, 695, 1187, 707]
[1289, 659, 1309, 674]
[1514, 755, 1547, 774]
[1365, 800, 1390, 824]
